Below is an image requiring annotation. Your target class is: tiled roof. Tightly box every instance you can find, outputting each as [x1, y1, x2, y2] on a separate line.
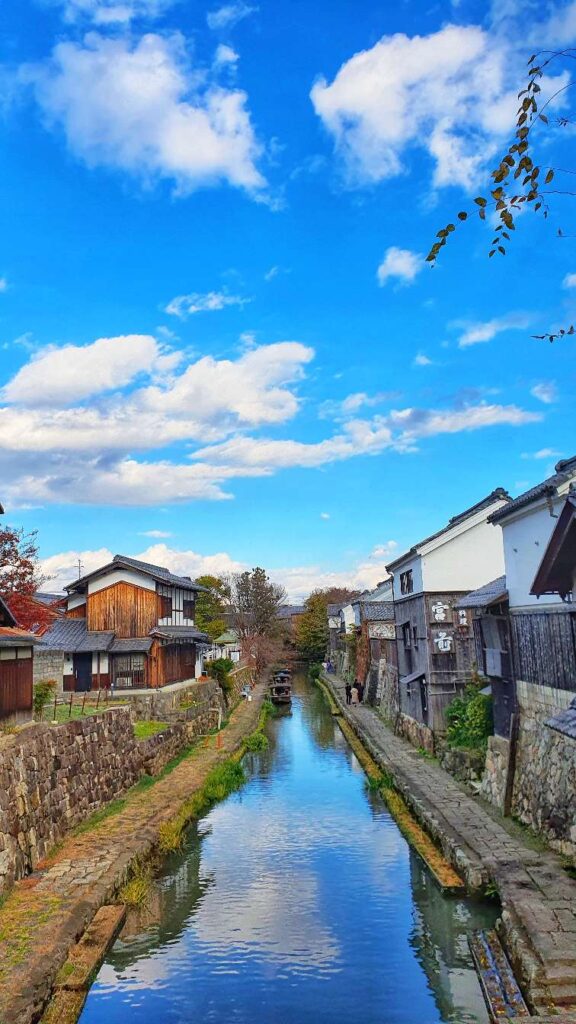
[0, 626, 39, 647]
[546, 698, 576, 740]
[75, 631, 114, 652]
[457, 577, 508, 609]
[489, 456, 576, 524]
[150, 626, 209, 642]
[360, 602, 394, 621]
[214, 630, 239, 644]
[66, 554, 208, 594]
[38, 618, 91, 651]
[276, 605, 305, 619]
[387, 488, 511, 570]
[110, 637, 153, 653]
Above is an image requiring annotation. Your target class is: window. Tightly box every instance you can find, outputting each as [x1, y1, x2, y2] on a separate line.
[400, 570, 413, 595]
[401, 622, 412, 648]
[412, 625, 418, 648]
[160, 595, 173, 619]
[183, 599, 195, 621]
[401, 622, 413, 673]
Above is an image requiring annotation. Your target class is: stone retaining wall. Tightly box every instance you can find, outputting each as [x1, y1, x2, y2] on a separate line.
[481, 681, 576, 857]
[394, 711, 435, 754]
[438, 744, 485, 783]
[0, 686, 225, 894]
[33, 649, 64, 690]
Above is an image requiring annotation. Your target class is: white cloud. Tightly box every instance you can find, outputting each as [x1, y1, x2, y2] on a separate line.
[0, 340, 315, 453]
[23, 32, 266, 197]
[214, 44, 239, 67]
[455, 313, 530, 348]
[563, 272, 576, 289]
[377, 247, 422, 286]
[0, 278, 8, 292]
[311, 25, 514, 190]
[319, 391, 399, 420]
[164, 290, 249, 318]
[521, 448, 561, 460]
[2, 334, 174, 405]
[207, 2, 257, 30]
[320, 512, 330, 520]
[52, 0, 172, 23]
[40, 544, 245, 592]
[413, 353, 433, 367]
[139, 529, 173, 537]
[531, 381, 558, 404]
[41, 538, 401, 600]
[264, 265, 280, 281]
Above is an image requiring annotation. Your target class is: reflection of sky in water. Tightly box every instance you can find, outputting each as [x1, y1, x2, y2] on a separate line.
[79, 678, 496, 1024]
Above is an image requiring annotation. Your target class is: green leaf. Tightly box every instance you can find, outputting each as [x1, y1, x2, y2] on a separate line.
[539, 114, 548, 124]
[489, 250, 496, 258]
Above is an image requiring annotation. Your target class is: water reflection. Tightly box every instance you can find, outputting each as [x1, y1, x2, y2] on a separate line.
[79, 675, 494, 1024]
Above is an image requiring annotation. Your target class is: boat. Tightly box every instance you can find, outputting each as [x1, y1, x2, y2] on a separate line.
[269, 669, 292, 705]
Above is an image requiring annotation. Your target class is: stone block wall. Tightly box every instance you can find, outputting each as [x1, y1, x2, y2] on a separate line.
[481, 681, 576, 857]
[0, 687, 226, 895]
[378, 661, 400, 722]
[394, 711, 435, 754]
[438, 745, 485, 783]
[0, 708, 140, 892]
[33, 649, 64, 690]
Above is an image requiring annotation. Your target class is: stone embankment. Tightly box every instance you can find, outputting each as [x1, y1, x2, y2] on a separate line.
[0, 680, 225, 895]
[0, 685, 263, 1024]
[322, 672, 576, 1020]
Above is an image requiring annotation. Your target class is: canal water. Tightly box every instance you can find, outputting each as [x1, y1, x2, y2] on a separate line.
[79, 675, 497, 1024]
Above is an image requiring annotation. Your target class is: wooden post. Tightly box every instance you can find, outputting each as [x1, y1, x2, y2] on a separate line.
[69, 692, 73, 718]
[53, 690, 58, 722]
[81, 692, 86, 717]
[503, 712, 519, 818]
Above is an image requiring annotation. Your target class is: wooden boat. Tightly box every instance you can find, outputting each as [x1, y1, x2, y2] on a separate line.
[269, 670, 292, 705]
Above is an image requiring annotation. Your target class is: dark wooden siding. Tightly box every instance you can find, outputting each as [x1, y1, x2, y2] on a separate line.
[87, 582, 159, 637]
[510, 610, 576, 692]
[0, 658, 33, 718]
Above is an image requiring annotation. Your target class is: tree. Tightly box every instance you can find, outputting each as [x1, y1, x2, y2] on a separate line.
[427, 50, 576, 342]
[0, 525, 44, 596]
[229, 568, 286, 678]
[194, 574, 229, 640]
[295, 591, 330, 662]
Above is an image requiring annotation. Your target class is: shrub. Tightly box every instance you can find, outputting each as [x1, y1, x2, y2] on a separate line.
[308, 662, 322, 680]
[33, 680, 57, 720]
[446, 685, 493, 750]
[207, 658, 234, 693]
[244, 731, 269, 752]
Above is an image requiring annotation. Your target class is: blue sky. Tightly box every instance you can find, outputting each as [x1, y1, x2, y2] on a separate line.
[0, 0, 574, 598]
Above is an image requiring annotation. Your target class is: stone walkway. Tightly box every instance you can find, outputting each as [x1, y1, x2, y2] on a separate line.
[0, 689, 264, 1024]
[323, 673, 576, 1019]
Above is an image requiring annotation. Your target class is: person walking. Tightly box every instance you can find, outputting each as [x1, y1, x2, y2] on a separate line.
[357, 680, 365, 704]
[351, 682, 360, 706]
[345, 682, 352, 705]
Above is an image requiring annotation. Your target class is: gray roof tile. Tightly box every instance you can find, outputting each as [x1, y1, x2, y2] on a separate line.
[360, 602, 395, 621]
[110, 637, 153, 653]
[67, 554, 208, 594]
[546, 699, 576, 740]
[489, 456, 576, 523]
[457, 576, 508, 609]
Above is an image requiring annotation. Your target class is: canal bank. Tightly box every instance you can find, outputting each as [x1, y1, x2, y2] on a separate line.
[320, 671, 576, 1019]
[77, 672, 498, 1024]
[0, 685, 265, 1024]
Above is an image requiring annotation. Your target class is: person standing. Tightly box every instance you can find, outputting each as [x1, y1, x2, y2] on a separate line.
[351, 682, 360, 706]
[345, 682, 352, 705]
[357, 680, 364, 703]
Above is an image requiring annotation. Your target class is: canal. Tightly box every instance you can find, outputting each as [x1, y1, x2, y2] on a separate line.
[79, 674, 497, 1024]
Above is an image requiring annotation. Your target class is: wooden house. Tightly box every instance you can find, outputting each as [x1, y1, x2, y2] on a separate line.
[386, 489, 511, 743]
[39, 554, 209, 692]
[0, 596, 37, 723]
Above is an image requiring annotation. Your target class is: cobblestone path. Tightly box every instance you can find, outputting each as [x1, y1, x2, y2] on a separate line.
[323, 673, 576, 1020]
[0, 689, 264, 1024]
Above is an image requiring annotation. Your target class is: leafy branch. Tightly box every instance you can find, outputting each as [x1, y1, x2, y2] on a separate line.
[426, 50, 576, 342]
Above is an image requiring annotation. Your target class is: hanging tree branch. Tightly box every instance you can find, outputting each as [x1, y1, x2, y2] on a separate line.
[426, 50, 576, 342]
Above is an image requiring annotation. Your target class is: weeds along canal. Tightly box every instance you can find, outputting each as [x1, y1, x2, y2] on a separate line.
[79, 674, 498, 1024]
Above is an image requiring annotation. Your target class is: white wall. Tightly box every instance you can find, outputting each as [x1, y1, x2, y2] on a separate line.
[157, 585, 195, 626]
[67, 594, 87, 611]
[422, 514, 506, 592]
[88, 569, 156, 594]
[91, 652, 109, 674]
[341, 604, 356, 630]
[391, 554, 423, 601]
[502, 488, 571, 609]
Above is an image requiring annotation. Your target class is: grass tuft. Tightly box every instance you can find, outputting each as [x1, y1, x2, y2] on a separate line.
[119, 858, 153, 908]
[133, 720, 170, 740]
